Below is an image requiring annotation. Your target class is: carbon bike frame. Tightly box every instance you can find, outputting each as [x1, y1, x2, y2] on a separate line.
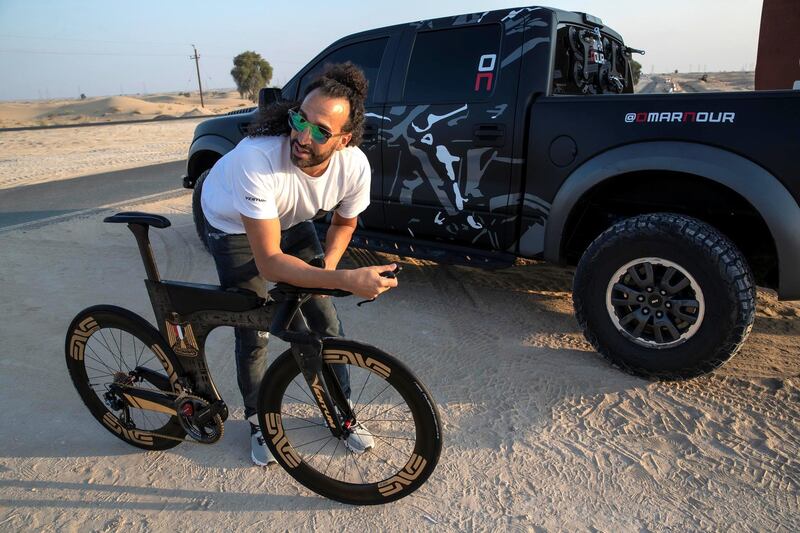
[114, 217, 356, 438]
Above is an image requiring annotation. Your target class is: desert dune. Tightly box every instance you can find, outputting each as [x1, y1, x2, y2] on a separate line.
[0, 90, 254, 128]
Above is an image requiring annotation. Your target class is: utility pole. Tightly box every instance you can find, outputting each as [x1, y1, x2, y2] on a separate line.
[190, 44, 205, 108]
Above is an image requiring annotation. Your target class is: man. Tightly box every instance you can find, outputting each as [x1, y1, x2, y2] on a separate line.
[201, 63, 397, 466]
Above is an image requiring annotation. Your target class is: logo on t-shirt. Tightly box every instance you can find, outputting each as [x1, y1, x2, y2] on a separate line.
[245, 195, 266, 202]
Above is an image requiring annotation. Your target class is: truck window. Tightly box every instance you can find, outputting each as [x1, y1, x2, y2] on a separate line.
[552, 24, 631, 95]
[403, 24, 502, 103]
[297, 38, 388, 103]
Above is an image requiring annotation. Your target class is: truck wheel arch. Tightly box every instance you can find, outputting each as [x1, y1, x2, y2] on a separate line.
[544, 141, 800, 299]
[186, 135, 235, 184]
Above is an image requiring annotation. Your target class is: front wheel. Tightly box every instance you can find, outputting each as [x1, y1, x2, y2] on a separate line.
[257, 339, 443, 505]
[573, 213, 756, 379]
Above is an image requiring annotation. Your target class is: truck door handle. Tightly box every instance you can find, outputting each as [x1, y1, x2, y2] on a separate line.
[473, 124, 505, 147]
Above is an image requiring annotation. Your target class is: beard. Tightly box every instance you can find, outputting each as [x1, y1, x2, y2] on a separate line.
[290, 138, 336, 169]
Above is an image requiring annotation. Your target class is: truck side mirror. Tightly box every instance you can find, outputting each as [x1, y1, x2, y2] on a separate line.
[258, 87, 283, 110]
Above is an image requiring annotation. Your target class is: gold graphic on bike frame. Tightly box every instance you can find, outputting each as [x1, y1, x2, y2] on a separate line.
[377, 453, 427, 497]
[265, 412, 301, 468]
[323, 349, 392, 378]
[122, 393, 178, 415]
[102, 412, 154, 446]
[165, 321, 199, 357]
[69, 316, 99, 361]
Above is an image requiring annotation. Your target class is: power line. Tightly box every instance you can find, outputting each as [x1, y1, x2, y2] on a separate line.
[0, 47, 305, 64]
[0, 48, 187, 57]
[0, 34, 190, 47]
[0, 33, 308, 64]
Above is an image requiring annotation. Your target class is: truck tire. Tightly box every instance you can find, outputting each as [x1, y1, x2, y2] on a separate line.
[192, 169, 210, 252]
[573, 213, 755, 379]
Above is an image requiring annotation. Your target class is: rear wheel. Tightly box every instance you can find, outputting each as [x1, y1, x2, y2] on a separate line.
[192, 169, 210, 252]
[573, 213, 755, 379]
[257, 339, 442, 505]
[65, 305, 186, 450]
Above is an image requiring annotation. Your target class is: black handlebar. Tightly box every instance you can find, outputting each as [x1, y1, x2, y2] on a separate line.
[268, 264, 401, 301]
[270, 284, 352, 299]
[268, 264, 401, 343]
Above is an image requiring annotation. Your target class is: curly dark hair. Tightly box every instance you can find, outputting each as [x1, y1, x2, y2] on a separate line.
[246, 100, 297, 137]
[248, 62, 368, 146]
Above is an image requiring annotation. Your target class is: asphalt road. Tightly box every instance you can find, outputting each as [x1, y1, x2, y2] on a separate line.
[637, 78, 659, 94]
[638, 75, 703, 94]
[637, 75, 669, 94]
[0, 161, 185, 229]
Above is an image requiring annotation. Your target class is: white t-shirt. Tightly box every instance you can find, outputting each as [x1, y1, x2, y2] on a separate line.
[201, 135, 371, 234]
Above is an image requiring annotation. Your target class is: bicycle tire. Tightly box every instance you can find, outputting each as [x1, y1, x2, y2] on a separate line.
[257, 339, 442, 505]
[65, 305, 186, 450]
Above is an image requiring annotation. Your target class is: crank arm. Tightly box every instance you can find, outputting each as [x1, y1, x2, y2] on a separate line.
[194, 400, 228, 425]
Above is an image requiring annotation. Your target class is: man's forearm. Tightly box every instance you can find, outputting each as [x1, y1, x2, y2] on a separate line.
[324, 222, 355, 269]
[258, 252, 350, 289]
[242, 216, 394, 299]
[241, 214, 356, 291]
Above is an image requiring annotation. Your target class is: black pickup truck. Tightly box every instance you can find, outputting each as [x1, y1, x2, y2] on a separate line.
[182, 6, 800, 379]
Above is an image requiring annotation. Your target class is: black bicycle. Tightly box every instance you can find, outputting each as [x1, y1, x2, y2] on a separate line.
[65, 212, 442, 505]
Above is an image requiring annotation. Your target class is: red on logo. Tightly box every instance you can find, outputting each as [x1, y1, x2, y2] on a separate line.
[474, 54, 496, 92]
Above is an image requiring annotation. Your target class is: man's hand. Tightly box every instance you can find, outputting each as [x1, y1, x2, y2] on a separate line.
[342, 264, 398, 299]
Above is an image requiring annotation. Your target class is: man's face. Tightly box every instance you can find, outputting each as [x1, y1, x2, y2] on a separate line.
[289, 89, 352, 169]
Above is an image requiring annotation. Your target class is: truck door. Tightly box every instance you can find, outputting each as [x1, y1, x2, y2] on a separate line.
[381, 20, 524, 249]
[294, 35, 395, 231]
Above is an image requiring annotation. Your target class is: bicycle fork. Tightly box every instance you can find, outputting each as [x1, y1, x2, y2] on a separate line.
[291, 338, 359, 439]
[272, 295, 357, 440]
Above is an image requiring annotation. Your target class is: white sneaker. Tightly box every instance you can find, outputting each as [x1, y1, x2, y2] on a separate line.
[343, 400, 375, 453]
[250, 422, 276, 466]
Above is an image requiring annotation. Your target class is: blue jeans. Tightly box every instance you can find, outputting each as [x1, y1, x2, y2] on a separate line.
[205, 220, 349, 419]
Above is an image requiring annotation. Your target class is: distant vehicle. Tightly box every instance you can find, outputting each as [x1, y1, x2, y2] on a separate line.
[182, 5, 800, 380]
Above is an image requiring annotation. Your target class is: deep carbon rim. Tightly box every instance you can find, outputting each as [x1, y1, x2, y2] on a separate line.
[258, 343, 442, 504]
[275, 361, 421, 487]
[605, 257, 705, 349]
[79, 325, 175, 432]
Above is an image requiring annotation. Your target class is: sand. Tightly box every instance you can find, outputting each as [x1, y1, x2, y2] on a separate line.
[0, 90, 254, 129]
[0, 120, 205, 191]
[0, 90, 257, 192]
[0, 85, 798, 531]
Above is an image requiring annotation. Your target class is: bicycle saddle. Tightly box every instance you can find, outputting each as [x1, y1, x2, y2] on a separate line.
[104, 212, 171, 229]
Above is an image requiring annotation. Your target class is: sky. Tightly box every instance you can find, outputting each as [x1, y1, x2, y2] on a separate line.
[0, 0, 764, 101]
